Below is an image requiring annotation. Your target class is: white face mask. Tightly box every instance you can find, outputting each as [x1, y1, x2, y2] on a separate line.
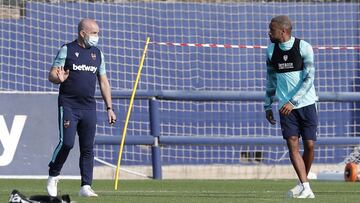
[84, 34, 99, 47]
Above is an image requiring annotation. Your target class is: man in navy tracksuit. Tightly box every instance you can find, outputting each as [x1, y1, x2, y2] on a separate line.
[47, 18, 116, 197]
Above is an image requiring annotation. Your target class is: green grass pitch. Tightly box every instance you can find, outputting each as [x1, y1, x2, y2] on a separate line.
[1, 179, 359, 202]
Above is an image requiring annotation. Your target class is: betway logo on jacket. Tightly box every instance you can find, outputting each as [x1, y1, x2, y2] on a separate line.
[73, 64, 97, 73]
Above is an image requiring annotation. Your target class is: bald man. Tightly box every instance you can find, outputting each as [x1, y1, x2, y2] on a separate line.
[47, 18, 116, 197]
[264, 15, 318, 199]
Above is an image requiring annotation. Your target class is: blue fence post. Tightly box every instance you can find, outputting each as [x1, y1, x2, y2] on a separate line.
[149, 97, 162, 179]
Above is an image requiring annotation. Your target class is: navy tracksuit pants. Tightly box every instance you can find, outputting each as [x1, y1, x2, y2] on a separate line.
[48, 106, 97, 186]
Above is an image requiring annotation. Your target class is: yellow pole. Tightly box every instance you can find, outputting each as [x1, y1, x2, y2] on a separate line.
[114, 37, 150, 190]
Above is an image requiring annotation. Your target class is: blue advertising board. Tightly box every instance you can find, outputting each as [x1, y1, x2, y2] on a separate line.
[0, 93, 79, 176]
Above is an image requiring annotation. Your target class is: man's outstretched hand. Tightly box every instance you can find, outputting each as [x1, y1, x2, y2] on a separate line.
[56, 67, 70, 83]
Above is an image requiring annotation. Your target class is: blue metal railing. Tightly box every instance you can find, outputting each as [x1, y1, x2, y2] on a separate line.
[94, 90, 360, 179]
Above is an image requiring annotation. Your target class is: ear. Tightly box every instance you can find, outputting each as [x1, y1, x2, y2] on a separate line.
[80, 30, 86, 38]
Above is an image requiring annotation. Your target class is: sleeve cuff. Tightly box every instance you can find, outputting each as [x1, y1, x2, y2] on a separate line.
[264, 106, 272, 111]
[289, 99, 297, 107]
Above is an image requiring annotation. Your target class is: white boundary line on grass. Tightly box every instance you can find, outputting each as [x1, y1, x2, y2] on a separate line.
[94, 157, 152, 178]
[0, 91, 58, 94]
[0, 175, 80, 179]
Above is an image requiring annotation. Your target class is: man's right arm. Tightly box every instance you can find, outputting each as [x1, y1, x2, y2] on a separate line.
[264, 46, 277, 125]
[264, 46, 277, 111]
[49, 45, 67, 84]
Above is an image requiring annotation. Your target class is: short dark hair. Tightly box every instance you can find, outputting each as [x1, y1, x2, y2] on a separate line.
[271, 15, 292, 32]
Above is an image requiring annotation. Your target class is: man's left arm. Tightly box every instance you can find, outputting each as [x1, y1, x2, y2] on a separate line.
[98, 51, 116, 125]
[99, 74, 116, 125]
[289, 41, 315, 106]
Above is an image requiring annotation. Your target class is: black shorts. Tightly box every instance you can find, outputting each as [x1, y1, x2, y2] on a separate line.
[279, 103, 318, 141]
